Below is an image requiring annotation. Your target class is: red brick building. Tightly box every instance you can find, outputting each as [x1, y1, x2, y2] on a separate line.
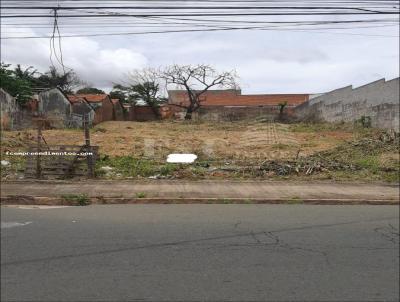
[168, 89, 309, 107]
[123, 104, 171, 121]
[68, 94, 114, 124]
[167, 89, 310, 120]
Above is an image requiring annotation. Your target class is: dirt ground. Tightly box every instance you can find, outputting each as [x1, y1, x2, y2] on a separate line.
[1, 121, 356, 161]
[1, 121, 398, 182]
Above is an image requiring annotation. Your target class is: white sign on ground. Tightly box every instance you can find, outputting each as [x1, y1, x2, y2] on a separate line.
[167, 154, 197, 164]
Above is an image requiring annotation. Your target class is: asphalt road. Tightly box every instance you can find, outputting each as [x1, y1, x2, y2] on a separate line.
[1, 205, 399, 302]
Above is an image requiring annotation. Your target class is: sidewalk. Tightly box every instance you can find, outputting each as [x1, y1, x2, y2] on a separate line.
[1, 180, 399, 205]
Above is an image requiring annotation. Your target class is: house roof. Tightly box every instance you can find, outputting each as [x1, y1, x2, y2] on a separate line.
[67, 95, 87, 104]
[74, 94, 110, 103]
[168, 89, 309, 107]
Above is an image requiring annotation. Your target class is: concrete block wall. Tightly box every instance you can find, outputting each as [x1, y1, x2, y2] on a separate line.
[0, 88, 18, 130]
[39, 88, 72, 128]
[294, 78, 399, 130]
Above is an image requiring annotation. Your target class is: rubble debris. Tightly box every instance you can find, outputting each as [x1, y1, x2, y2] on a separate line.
[1, 160, 10, 166]
[100, 166, 114, 172]
[207, 130, 399, 177]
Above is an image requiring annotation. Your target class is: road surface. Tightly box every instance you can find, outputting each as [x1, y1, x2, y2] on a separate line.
[1, 205, 399, 301]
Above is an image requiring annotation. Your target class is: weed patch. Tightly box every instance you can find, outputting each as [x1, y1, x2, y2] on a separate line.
[96, 156, 161, 178]
[287, 196, 304, 204]
[61, 194, 90, 206]
[135, 192, 146, 198]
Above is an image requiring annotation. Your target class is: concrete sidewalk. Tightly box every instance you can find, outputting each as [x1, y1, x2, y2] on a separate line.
[1, 180, 399, 204]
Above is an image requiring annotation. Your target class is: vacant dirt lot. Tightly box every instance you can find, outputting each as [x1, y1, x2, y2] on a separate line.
[1, 121, 356, 161]
[2, 121, 398, 182]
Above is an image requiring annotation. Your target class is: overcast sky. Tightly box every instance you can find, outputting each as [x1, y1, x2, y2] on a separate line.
[1, 12, 399, 94]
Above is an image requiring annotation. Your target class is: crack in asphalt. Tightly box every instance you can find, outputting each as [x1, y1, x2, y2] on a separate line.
[374, 223, 400, 244]
[250, 231, 331, 266]
[233, 221, 241, 229]
[2, 217, 398, 267]
[250, 231, 262, 244]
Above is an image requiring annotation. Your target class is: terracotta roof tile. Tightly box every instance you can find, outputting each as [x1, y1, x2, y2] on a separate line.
[67, 95, 87, 104]
[74, 94, 109, 103]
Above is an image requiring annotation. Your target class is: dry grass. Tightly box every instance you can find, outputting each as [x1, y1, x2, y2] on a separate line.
[2, 121, 397, 182]
[378, 152, 400, 169]
[1, 121, 358, 162]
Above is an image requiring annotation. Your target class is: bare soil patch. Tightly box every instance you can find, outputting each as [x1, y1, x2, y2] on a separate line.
[1, 121, 357, 160]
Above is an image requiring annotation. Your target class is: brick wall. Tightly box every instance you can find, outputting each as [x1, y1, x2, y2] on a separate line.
[92, 97, 114, 125]
[168, 89, 309, 107]
[123, 106, 157, 121]
[133, 106, 158, 121]
[112, 101, 125, 121]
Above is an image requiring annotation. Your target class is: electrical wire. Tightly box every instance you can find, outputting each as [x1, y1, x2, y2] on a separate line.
[1, 0, 398, 39]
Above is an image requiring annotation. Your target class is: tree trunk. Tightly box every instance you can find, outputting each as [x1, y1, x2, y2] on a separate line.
[185, 107, 193, 120]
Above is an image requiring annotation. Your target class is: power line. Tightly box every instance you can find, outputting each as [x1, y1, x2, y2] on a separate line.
[2, 24, 398, 39]
[3, 12, 399, 18]
[2, 6, 395, 12]
[2, 0, 398, 3]
[2, 0, 398, 40]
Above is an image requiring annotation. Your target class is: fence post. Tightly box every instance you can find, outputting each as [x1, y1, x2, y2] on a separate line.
[84, 114, 95, 177]
[36, 120, 42, 179]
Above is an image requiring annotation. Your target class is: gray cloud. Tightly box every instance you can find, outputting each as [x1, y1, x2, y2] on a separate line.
[1, 23, 399, 94]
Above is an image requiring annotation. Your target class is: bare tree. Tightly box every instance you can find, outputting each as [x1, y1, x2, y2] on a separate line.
[114, 68, 166, 118]
[159, 64, 238, 120]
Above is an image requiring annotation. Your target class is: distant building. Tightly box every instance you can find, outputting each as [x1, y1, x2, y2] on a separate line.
[167, 89, 310, 121]
[111, 98, 124, 121]
[72, 94, 114, 124]
[68, 95, 95, 126]
[168, 89, 309, 107]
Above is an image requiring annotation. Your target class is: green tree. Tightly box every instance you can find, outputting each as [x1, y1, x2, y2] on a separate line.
[76, 87, 105, 94]
[109, 88, 127, 103]
[36, 66, 81, 93]
[278, 101, 288, 115]
[14, 64, 38, 82]
[0, 62, 33, 105]
[114, 68, 167, 118]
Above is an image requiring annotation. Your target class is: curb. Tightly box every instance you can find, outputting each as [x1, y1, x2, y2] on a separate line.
[1, 195, 398, 205]
[2, 179, 399, 186]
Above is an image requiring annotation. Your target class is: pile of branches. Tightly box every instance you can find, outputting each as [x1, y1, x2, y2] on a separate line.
[211, 157, 356, 176]
[258, 158, 356, 176]
[213, 130, 399, 176]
